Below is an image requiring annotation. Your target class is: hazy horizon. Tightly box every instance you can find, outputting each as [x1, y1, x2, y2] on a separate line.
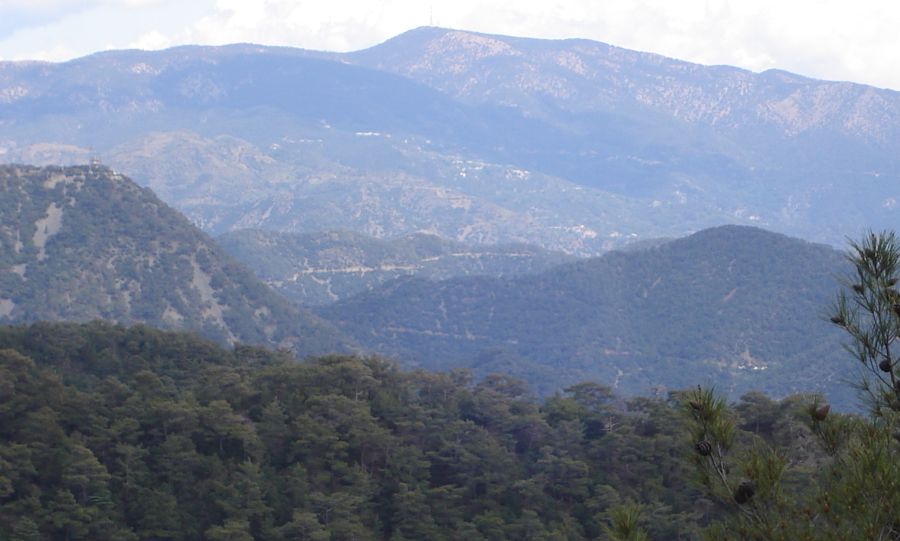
[2, 0, 900, 91]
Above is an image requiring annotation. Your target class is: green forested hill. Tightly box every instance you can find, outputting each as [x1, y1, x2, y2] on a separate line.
[0, 164, 347, 356]
[318, 225, 852, 406]
[217, 229, 573, 306]
[0, 321, 833, 540]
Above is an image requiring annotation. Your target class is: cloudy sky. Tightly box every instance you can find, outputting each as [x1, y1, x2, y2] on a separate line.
[2, 0, 899, 90]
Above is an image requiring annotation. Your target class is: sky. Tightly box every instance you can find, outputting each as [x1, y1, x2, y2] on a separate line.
[1, 0, 899, 90]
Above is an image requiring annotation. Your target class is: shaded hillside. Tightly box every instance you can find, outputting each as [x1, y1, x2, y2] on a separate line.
[217, 229, 573, 305]
[318, 226, 853, 406]
[0, 30, 897, 251]
[0, 164, 347, 355]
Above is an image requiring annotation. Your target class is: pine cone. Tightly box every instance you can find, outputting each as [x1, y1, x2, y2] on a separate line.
[812, 404, 830, 421]
[734, 480, 755, 504]
[852, 284, 865, 294]
[830, 315, 845, 326]
[695, 440, 712, 456]
[879, 359, 893, 373]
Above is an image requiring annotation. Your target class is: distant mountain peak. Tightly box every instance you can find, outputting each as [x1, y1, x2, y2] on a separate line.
[351, 27, 899, 140]
[426, 29, 522, 55]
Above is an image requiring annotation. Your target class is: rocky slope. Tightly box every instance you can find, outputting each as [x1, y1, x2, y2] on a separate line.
[351, 27, 900, 140]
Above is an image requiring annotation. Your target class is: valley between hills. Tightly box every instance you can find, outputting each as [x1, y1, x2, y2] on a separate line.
[1, 26, 899, 540]
[2, 26, 892, 406]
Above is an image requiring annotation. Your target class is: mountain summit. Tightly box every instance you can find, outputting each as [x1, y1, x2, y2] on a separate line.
[354, 27, 899, 139]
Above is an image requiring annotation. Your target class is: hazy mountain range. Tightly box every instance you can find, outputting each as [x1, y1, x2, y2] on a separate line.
[0, 28, 888, 407]
[0, 164, 860, 407]
[1, 27, 897, 253]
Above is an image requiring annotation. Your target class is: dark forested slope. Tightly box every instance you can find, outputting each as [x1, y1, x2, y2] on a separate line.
[318, 225, 851, 404]
[0, 321, 834, 540]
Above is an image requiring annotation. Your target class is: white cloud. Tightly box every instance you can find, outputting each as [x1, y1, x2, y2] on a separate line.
[0, 0, 78, 10]
[6, 44, 77, 62]
[0, 0, 212, 59]
[0, 0, 168, 9]
[128, 29, 174, 51]
[185, 0, 430, 51]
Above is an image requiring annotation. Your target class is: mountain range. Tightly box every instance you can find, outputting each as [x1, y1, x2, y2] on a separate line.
[0, 164, 863, 407]
[1, 27, 897, 253]
[0, 27, 891, 408]
[0, 26, 894, 537]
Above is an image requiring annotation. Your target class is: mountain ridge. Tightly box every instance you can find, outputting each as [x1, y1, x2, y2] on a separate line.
[1, 27, 897, 252]
[353, 27, 899, 139]
[0, 163, 349, 356]
[316, 224, 853, 405]
[217, 228, 574, 305]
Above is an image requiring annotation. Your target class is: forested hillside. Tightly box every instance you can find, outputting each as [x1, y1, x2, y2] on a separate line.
[318, 225, 852, 406]
[0, 164, 347, 356]
[0, 321, 839, 540]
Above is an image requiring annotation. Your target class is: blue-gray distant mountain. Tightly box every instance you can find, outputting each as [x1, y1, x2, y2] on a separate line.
[217, 229, 574, 305]
[347, 28, 899, 235]
[0, 164, 348, 356]
[1, 28, 897, 253]
[316, 225, 854, 407]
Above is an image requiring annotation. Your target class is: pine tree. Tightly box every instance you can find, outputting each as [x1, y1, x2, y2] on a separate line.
[683, 231, 900, 540]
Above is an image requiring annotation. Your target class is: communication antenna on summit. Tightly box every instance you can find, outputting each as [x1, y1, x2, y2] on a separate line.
[88, 146, 102, 169]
